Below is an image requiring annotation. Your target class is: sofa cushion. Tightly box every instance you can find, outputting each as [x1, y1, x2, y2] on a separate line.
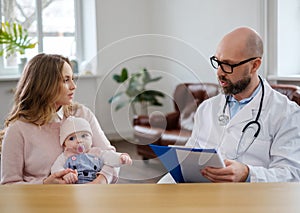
[133, 126, 162, 145]
[160, 129, 191, 146]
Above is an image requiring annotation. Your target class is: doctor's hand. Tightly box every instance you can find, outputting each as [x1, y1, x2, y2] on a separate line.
[201, 159, 249, 182]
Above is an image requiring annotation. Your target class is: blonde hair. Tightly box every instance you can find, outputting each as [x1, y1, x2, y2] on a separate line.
[0, 53, 80, 145]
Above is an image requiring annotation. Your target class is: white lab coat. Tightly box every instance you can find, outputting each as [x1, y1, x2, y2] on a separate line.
[186, 80, 300, 182]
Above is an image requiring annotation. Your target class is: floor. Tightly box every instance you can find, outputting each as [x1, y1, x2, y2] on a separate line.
[111, 139, 167, 184]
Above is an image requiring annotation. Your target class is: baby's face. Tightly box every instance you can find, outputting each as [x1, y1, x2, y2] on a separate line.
[64, 131, 92, 153]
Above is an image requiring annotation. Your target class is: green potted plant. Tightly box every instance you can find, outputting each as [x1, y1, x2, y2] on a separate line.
[0, 21, 37, 72]
[109, 67, 165, 115]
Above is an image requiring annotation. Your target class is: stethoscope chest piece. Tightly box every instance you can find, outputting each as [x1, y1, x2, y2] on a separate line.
[218, 95, 230, 126]
[218, 114, 229, 126]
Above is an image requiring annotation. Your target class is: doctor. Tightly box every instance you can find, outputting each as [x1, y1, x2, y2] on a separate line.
[186, 27, 300, 182]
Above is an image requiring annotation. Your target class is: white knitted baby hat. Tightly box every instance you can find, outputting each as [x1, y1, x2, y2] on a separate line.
[59, 116, 93, 146]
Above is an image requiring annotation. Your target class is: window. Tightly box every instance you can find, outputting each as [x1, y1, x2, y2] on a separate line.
[0, 0, 82, 76]
[266, 0, 300, 80]
[277, 0, 300, 76]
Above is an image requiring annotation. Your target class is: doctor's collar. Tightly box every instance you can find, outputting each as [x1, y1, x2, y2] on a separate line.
[225, 83, 262, 104]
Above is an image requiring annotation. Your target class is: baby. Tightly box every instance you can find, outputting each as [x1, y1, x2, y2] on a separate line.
[51, 116, 132, 184]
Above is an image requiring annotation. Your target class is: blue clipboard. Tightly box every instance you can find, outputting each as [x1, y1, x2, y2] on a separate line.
[150, 144, 224, 183]
[150, 145, 184, 183]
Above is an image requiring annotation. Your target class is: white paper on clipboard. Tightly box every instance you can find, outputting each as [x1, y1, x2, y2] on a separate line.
[176, 149, 225, 183]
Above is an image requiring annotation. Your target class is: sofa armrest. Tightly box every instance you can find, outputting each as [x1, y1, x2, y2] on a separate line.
[149, 111, 180, 130]
[133, 125, 163, 145]
[133, 115, 150, 126]
[291, 92, 300, 106]
[133, 111, 180, 130]
[164, 111, 180, 129]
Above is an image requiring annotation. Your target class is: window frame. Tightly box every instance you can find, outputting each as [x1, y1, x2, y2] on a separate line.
[266, 0, 300, 83]
[0, 0, 96, 77]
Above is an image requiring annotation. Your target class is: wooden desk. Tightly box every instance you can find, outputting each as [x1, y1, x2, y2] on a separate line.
[0, 183, 299, 213]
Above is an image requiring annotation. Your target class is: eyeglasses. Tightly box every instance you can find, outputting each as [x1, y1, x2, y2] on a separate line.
[210, 56, 260, 74]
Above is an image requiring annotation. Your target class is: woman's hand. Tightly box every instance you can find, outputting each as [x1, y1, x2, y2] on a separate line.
[43, 169, 77, 184]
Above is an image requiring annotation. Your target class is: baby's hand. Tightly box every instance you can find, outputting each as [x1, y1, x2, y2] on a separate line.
[63, 170, 78, 184]
[120, 153, 132, 165]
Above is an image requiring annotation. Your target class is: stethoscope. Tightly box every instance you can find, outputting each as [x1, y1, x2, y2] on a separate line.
[218, 75, 264, 159]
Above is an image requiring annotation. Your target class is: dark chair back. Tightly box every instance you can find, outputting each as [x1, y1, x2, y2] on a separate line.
[173, 83, 220, 112]
[271, 84, 300, 105]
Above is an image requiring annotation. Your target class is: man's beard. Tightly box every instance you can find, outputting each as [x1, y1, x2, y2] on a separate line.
[219, 76, 251, 95]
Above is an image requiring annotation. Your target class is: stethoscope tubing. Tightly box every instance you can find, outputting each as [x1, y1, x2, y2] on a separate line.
[219, 75, 265, 159]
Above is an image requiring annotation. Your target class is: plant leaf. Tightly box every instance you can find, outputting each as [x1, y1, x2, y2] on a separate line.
[113, 74, 121, 83]
[142, 90, 165, 97]
[0, 21, 37, 58]
[120, 68, 128, 82]
[147, 76, 163, 83]
[115, 101, 128, 111]
[126, 75, 142, 97]
[110, 67, 165, 113]
[108, 91, 124, 103]
[142, 68, 151, 84]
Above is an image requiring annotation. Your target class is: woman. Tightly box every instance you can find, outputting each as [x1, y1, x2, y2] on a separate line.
[0, 53, 119, 184]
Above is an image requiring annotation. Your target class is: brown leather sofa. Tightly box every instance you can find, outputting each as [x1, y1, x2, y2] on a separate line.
[133, 82, 300, 160]
[133, 82, 220, 160]
[270, 84, 300, 105]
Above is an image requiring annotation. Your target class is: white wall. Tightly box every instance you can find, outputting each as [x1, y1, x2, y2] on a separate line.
[0, 80, 17, 128]
[94, 0, 266, 138]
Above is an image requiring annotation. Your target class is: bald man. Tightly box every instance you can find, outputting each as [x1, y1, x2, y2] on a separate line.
[184, 27, 300, 182]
